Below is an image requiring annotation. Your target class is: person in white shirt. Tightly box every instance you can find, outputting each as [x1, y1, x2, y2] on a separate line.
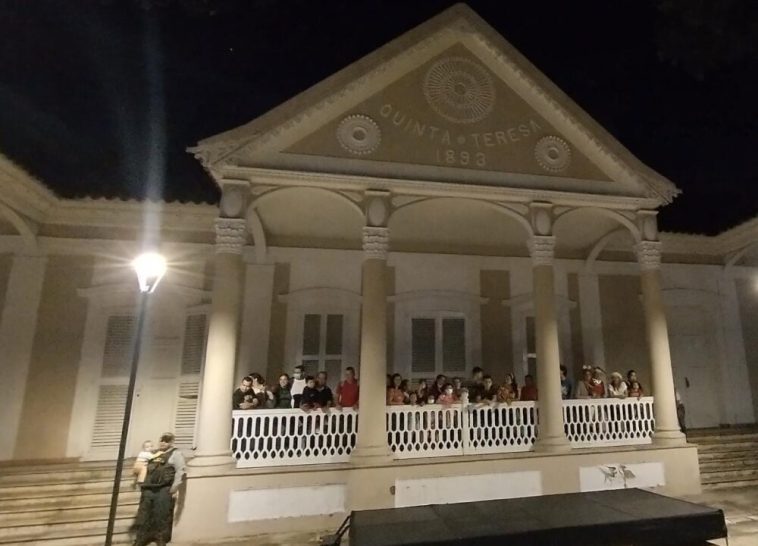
[608, 372, 628, 398]
[290, 365, 306, 408]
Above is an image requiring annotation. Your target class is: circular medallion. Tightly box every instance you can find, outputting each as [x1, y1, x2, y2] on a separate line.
[423, 57, 496, 124]
[534, 136, 571, 172]
[336, 115, 381, 155]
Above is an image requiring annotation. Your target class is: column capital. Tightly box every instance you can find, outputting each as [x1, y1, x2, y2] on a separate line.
[362, 226, 389, 260]
[636, 240, 662, 271]
[214, 217, 247, 254]
[528, 235, 555, 266]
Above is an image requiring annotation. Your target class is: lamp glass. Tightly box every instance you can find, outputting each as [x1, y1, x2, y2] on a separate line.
[132, 252, 167, 293]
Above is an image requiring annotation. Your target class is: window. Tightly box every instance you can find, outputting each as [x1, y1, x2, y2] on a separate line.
[525, 316, 536, 378]
[301, 313, 344, 384]
[411, 316, 466, 377]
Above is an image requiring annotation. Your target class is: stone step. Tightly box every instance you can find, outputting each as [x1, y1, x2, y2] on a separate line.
[697, 449, 756, 462]
[700, 468, 758, 483]
[687, 426, 758, 437]
[0, 521, 132, 546]
[0, 466, 121, 486]
[0, 478, 134, 499]
[0, 500, 139, 525]
[0, 509, 136, 540]
[0, 488, 141, 513]
[702, 476, 758, 490]
[695, 440, 758, 452]
[690, 433, 758, 444]
[700, 459, 758, 473]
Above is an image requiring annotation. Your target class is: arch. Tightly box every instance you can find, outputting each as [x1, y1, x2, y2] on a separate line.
[390, 197, 533, 237]
[251, 186, 364, 220]
[554, 207, 641, 243]
[585, 228, 632, 270]
[0, 201, 37, 251]
[725, 241, 758, 269]
[244, 206, 268, 263]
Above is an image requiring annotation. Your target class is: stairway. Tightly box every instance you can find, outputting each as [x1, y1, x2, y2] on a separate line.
[689, 427, 758, 490]
[0, 460, 138, 545]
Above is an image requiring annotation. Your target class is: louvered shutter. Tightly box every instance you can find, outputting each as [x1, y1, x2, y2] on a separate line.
[102, 315, 135, 377]
[88, 385, 128, 459]
[174, 382, 200, 450]
[173, 313, 207, 451]
[181, 314, 207, 375]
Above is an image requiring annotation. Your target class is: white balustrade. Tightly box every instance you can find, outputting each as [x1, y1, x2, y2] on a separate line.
[232, 408, 358, 467]
[464, 402, 537, 454]
[231, 398, 655, 467]
[386, 405, 464, 459]
[563, 397, 655, 447]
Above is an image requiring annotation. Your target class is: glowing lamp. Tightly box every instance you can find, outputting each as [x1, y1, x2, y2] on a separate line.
[132, 252, 167, 293]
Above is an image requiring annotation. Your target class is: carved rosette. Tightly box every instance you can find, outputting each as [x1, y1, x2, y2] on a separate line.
[636, 241, 662, 271]
[362, 226, 389, 260]
[423, 56, 495, 124]
[528, 236, 556, 266]
[336, 115, 381, 155]
[534, 136, 571, 173]
[214, 218, 247, 254]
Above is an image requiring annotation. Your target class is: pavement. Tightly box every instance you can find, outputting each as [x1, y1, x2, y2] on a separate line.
[174, 487, 758, 546]
[681, 486, 758, 546]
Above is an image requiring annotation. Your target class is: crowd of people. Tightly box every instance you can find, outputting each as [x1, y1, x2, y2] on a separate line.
[232, 364, 649, 412]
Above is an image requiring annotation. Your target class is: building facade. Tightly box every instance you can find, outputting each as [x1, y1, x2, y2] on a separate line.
[0, 4, 756, 540]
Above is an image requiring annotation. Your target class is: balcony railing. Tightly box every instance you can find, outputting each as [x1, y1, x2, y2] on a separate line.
[232, 397, 655, 468]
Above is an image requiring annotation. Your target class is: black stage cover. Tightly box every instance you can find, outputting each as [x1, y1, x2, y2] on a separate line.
[349, 488, 726, 546]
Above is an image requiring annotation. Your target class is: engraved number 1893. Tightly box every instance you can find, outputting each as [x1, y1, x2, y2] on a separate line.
[435, 149, 486, 167]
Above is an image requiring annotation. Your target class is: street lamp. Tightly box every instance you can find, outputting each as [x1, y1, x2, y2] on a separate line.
[104, 251, 167, 546]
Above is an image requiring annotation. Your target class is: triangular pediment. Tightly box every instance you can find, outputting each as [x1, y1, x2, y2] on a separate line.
[192, 4, 678, 204]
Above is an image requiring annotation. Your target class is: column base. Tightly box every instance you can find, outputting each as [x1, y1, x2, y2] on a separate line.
[350, 444, 393, 467]
[533, 435, 572, 453]
[187, 453, 235, 468]
[652, 429, 687, 446]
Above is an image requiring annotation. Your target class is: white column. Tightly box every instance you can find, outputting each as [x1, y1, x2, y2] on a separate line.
[716, 275, 755, 424]
[529, 236, 570, 452]
[191, 217, 246, 466]
[636, 241, 686, 445]
[237, 263, 275, 381]
[0, 254, 47, 460]
[352, 226, 392, 464]
[577, 272, 606, 368]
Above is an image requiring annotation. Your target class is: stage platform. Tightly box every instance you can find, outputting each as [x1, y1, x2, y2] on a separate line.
[349, 488, 727, 545]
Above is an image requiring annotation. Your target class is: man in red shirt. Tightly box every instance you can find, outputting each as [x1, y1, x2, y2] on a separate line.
[519, 374, 538, 401]
[335, 366, 359, 408]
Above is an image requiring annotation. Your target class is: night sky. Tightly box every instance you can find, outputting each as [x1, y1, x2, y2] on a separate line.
[1, 0, 756, 234]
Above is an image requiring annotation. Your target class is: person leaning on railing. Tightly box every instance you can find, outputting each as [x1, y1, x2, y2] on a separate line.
[270, 373, 293, 409]
[232, 376, 256, 410]
[335, 366, 359, 409]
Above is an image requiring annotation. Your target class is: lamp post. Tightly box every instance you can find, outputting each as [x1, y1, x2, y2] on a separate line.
[104, 252, 166, 546]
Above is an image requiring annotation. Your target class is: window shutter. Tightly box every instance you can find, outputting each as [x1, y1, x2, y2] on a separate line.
[174, 381, 199, 450]
[325, 314, 343, 355]
[411, 318, 436, 373]
[442, 318, 466, 372]
[102, 316, 135, 377]
[302, 314, 321, 356]
[181, 314, 207, 376]
[88, 384, 128, 458]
